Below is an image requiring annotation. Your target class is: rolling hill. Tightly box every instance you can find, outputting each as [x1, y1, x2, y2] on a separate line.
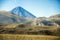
[0, 11, 31, 24]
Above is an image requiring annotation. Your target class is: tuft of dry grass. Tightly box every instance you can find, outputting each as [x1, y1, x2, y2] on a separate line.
[0, 34, 60, 40]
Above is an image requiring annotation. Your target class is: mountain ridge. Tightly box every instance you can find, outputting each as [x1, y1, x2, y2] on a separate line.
[0, 6, 60, 26]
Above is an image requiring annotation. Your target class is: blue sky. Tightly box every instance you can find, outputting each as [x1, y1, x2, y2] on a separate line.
[0, 0, 60, 17]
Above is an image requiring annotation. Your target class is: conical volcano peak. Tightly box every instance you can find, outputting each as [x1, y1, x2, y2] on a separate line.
[11, 6, 36, 18]
[16, 6, 22, 8]
[15, 6, 23, 10]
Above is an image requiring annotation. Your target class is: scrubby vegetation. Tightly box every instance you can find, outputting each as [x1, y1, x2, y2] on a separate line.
[0, 24, 60, 36]
[0, 24, 60, 40]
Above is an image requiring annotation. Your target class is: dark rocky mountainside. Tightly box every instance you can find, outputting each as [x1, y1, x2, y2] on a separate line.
[32, 14, 60, 26]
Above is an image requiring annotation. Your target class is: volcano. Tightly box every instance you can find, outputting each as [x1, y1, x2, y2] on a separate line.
[11, 7, 36, 18]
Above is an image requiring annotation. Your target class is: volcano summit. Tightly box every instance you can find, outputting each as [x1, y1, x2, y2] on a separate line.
[11, 7, 36, 18]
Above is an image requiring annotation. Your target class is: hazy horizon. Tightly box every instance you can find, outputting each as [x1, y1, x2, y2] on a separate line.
[0, 0, 60, 17]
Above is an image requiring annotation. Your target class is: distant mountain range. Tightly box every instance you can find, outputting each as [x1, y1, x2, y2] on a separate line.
[0, 6, 60, 26]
